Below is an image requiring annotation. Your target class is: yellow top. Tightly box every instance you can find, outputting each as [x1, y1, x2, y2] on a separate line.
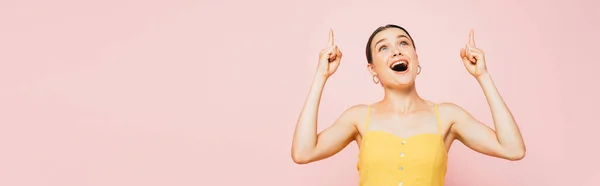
[357, 104, 448, 186]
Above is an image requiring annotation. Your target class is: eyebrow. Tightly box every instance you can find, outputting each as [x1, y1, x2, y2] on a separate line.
[374, 35, 409, 48]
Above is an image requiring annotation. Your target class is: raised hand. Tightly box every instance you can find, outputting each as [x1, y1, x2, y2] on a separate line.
[460, 29, 488, 78]
[317, 29, 342, 79]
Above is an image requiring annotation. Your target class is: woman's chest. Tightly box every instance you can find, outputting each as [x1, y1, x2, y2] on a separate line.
[358, 132, 447, 166]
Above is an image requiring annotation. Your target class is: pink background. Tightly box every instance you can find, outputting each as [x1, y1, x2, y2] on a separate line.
[1, 0, 599, 185]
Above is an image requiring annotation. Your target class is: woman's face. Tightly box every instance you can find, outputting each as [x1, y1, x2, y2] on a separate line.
[368, 28, 419, 88]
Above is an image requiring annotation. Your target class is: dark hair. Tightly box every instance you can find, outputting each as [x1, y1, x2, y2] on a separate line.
[365, 24, 416, 64]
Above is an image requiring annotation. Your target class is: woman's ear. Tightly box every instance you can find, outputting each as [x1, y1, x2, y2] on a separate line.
[367, 63, 377, 76]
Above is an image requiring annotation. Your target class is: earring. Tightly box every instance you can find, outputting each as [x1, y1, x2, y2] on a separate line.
[372, 75, 380, 84]
[417, 65, 422, 75]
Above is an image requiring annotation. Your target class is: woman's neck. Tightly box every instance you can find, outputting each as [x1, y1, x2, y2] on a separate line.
[380, 83, 426, 114]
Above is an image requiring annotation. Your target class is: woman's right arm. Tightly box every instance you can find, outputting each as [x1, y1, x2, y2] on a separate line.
[291, 29, 359, 164]
[291, 75, 360, 164]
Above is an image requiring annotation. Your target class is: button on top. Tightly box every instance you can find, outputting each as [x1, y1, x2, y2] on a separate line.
[399, 166, 404, 170]
[401, 141, 406, 145]
[400, 153, 405, 157]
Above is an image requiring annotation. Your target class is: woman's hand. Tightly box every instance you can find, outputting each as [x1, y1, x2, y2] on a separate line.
[317, 29, 342, 79]
[460, 29, 488, 78]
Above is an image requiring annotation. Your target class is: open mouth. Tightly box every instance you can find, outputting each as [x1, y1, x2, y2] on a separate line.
[390, 60, 409, 72]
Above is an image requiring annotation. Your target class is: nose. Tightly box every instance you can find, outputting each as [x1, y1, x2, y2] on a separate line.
[391, 47, 402, 57]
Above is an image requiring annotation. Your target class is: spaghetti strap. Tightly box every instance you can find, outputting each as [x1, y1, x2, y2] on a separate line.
[434, 104, 442, 134]
[365, 105, 371, 130]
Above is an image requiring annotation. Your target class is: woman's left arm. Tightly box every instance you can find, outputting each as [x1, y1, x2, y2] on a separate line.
[442, 73, 526, 161]
[446, 29, 526, 161]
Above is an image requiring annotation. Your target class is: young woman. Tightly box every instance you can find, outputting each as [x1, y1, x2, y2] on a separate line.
[291, 24, 526, 186]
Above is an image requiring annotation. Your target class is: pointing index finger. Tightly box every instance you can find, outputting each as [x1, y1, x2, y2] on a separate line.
[328, 29, 334, 47]
[469, 29, 475, 46]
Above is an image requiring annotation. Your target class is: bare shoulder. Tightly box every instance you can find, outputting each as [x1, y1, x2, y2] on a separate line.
[436, 102, 468, 117]
[433, 102, 471, 127]
[436, 102, 477, 132]
[339, 104, 369, 121]
[335, 104, 369, 130]
[345, 104, 369, 112]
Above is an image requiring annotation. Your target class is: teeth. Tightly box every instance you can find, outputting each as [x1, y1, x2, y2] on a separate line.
[391, 61, 407, 67]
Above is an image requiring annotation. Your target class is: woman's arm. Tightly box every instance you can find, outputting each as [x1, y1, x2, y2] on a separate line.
[442, 73, 526, 160]
[448, 29, 526, 161]
[291, 29, 358, 164]
[291, 75, 360, 164]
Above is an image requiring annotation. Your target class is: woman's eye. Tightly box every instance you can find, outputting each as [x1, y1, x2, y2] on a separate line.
[400, 41, 408, 46]
[379, 46, 387, 51]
